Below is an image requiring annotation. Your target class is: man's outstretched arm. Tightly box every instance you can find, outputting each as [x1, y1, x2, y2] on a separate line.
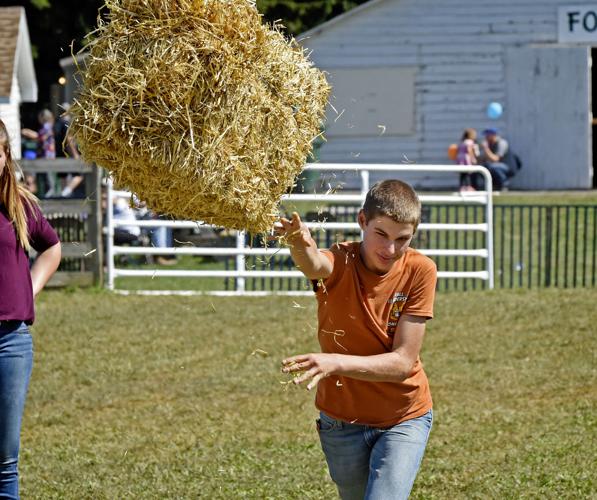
[276, 212, 332, 280]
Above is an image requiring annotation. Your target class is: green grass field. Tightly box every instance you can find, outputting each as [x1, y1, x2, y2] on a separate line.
[21, 287, 596, 498]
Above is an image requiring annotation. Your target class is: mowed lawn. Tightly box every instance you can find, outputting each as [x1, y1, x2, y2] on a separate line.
[22, 288, 596, 499]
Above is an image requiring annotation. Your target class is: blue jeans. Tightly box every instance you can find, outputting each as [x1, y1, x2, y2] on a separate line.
[149, 226, 172, 248]
[0, 323, 33, 500]
[317, 410, 433, 500]
[474, 162, 511, 191]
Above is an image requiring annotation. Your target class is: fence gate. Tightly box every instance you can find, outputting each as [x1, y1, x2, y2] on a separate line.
[106, 164, 494, 295]
[21, 159, 103, 287]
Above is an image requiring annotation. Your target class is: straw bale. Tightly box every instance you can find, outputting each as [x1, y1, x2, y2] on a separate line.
[70, 0, 329, 233]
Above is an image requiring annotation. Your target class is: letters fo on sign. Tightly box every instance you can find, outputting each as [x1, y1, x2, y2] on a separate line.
[558, 5, 597, 43]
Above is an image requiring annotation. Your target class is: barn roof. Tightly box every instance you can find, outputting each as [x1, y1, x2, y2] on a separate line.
[299, 0, 386, 39]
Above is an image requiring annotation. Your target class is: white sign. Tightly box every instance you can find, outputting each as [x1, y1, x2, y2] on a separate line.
[558, 5, 597, 43]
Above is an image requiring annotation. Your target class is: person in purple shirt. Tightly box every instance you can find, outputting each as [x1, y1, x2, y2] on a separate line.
[0, 119, 61, 498]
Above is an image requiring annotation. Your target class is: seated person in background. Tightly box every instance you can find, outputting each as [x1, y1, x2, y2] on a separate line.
[113, 196, 142, 246]
[135, 202, 177, 266]
[476, 128, 516, 191]
[106, 192, 176, 265]
[150, 223, 177, 266]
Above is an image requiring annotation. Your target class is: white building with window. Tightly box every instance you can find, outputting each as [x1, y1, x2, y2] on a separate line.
[0, 6, 37, 159]
[301, 0, 597, 190]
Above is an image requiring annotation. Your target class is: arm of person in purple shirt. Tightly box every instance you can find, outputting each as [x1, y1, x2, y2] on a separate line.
[30, 241, 61, 297]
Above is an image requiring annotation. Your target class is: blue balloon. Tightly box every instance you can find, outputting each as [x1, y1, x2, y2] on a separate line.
[487, 102, 503, 120]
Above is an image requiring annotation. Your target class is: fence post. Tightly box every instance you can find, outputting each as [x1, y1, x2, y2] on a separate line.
[485, 173, 494, 289]
[360, 170, 369, 198]
[106, 177, 115, 291]
[544, 207, 553, 287]
[360, 170, 369, 239]
[86, 164, 104, 286]
[236, 231, 246, 293]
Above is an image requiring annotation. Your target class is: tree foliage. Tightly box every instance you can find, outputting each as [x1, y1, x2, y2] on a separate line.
[29, 0, 50, 9]
[257, 0, 368, 35]
[14, 0, 104, 112]
[15, 0, 368, 108]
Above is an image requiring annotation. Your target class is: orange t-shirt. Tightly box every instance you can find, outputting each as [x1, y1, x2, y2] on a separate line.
[314, 241, 437, 428]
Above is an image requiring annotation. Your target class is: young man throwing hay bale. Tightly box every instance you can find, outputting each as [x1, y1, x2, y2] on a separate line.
[277, 180, 437, 500]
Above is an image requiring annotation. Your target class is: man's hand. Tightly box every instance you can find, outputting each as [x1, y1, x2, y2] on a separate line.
[275, 212, 313, 248]
[274, 212, 332, 279]
[282, 353, 341, 391]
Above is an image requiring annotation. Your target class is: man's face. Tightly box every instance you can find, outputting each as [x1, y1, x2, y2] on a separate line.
[485, 132, 497, 144]
[358, 211, 415, 275]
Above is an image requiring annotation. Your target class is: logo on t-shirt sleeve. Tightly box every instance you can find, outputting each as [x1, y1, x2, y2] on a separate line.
[387, 292, 408, 336]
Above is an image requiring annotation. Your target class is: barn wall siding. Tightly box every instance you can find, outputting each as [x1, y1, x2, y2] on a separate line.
[302, 0, 593, 189]
[0, 75, 22, 158]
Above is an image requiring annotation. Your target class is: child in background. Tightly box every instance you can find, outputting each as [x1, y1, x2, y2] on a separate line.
[21, 109, 56, 160]
[21, 109, 58, 196]
[55, 103, 85, 198]
[456, 128, 479, 192]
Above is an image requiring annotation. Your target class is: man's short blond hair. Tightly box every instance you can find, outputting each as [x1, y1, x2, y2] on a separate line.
[362, 179, 421, 230]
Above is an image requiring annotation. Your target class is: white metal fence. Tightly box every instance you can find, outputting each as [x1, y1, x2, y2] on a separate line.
[106, 164, 493, 295]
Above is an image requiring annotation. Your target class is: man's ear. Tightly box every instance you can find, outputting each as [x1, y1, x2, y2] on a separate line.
[357, 210, 367, 230]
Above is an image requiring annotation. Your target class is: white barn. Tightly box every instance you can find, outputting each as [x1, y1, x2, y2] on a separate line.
[0, 6, 37, 159]
[301, 0, 596, 190]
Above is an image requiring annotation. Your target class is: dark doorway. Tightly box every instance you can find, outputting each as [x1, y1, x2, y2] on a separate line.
[591, 48, 597, 188]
